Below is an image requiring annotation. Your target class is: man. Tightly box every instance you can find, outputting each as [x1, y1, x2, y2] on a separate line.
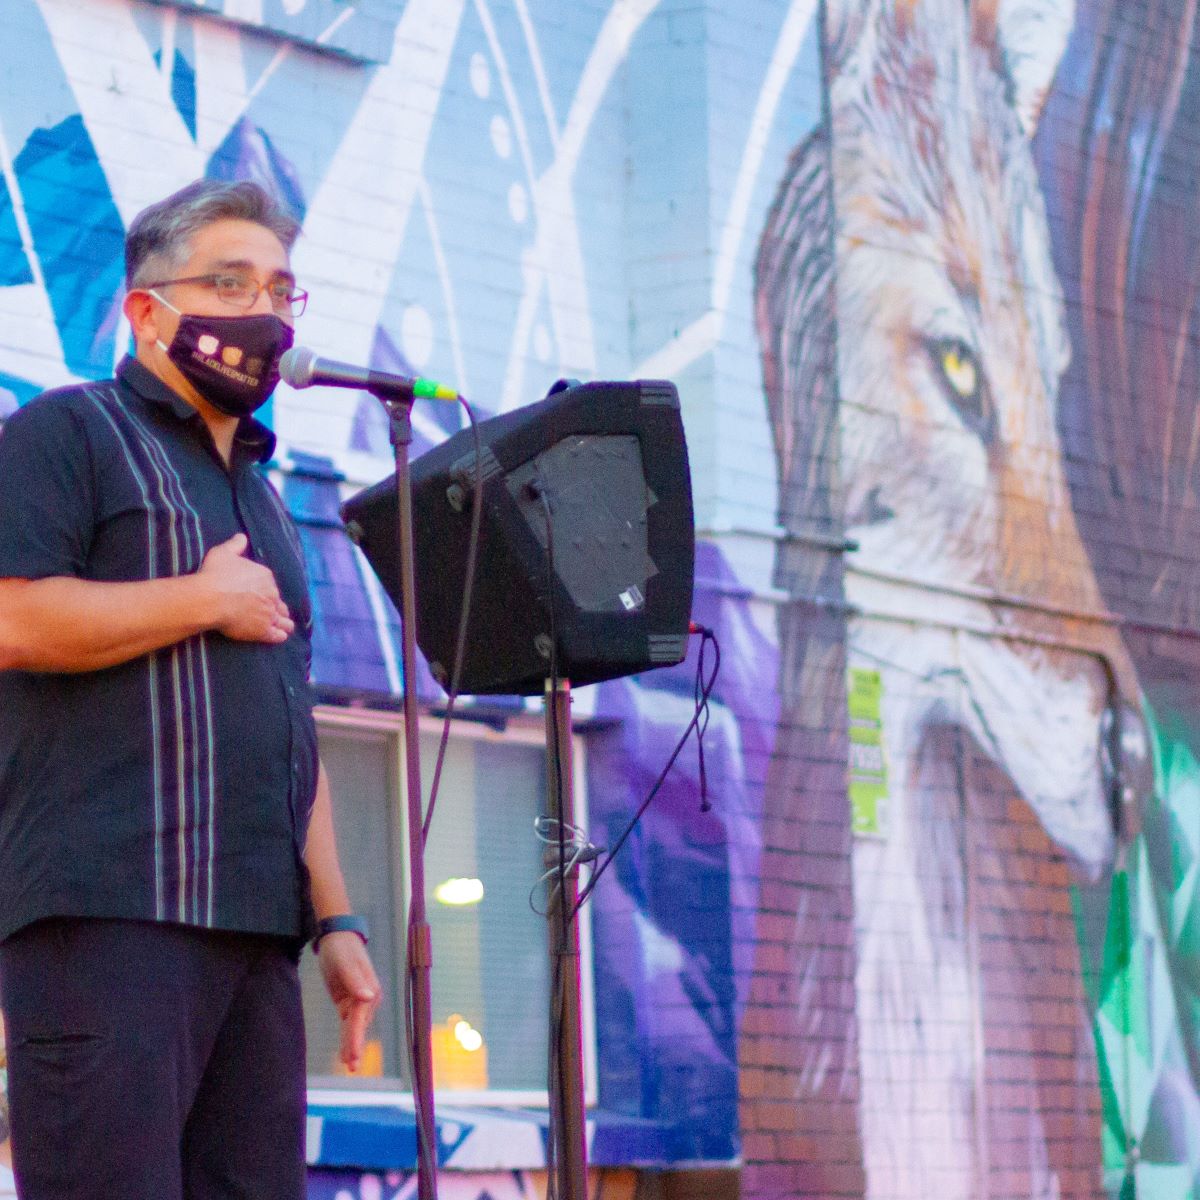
[0, 179, 381, 1199]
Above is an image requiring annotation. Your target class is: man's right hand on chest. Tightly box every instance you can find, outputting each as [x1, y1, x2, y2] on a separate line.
[197, 533, 294, 645]
[0, 533, 294, 672]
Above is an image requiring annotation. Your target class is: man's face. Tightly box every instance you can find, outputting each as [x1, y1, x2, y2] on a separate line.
[146, 217, 295, 348]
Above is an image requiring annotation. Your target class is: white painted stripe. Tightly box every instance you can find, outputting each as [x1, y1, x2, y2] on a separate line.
[499, 0, 664, 411]
[283, 0, 467, 431]
[474, 0, 540, 189]
[633, 0, 817, 380]
[241, 42, 290, 113]
[633, 310, 721, 380]
[193, 14, 255, 161]
[34, 0, 204, 224]
[304, 1114, 323, 1164]
[711, 0, 817, 316]
[315, 7, 356, 47]
[158, 7, 178, 86]
[416, 178, 470, 406]
[512, 0, 561, 148]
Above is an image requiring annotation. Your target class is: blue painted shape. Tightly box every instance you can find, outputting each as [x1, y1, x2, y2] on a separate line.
[171, 50, 197, 139]
[305, 1100, 683, 1172]
[13, 115, 125, 379]
[589, 1110, 688, 1166]
[283, 451, 399, 698]
[308, 1104, 421, 1169]
[0, 372, 40, 411]
[349, 325, 465, 459]
[307, 1103, 471, 1169]
[350, 326, 417, 457]
[154, 48, 197, 138]
[283, 454, 457, 704]
[207, 117, 307, 224]
[585, 541, 776, 1164]
[0, 170, 33, 287]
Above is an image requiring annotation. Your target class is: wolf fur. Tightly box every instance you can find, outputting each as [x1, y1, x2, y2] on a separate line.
[757, 0, 1148, 1195]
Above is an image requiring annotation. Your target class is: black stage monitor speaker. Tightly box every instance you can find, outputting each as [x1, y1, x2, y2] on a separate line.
[341, 379, 694, 695]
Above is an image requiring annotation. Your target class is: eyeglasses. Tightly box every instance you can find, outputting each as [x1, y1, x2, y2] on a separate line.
[144, 272, 308, 318]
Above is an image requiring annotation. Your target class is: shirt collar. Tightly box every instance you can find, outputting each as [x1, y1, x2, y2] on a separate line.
[117, 356, 277, 464]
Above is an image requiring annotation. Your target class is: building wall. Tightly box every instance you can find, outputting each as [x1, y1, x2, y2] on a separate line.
[1, 2, 1199, 1199]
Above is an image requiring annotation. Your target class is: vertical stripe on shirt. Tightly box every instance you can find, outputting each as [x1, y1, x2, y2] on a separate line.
[84, 387, 216, 925]
[120, 400, 214, 926]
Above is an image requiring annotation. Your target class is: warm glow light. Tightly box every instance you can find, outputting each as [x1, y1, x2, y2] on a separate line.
[434, 877, 485, 906]
[453, 1018, 484, 1052]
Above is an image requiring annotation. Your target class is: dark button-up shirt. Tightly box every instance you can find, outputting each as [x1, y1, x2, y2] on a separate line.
[0, 357, 317, 943]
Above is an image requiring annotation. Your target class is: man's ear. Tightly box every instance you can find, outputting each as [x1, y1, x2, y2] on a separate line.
[123, 289, 158, 346]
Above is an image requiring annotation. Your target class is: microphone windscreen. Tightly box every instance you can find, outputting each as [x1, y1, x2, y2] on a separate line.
[278, 346, 316, 388]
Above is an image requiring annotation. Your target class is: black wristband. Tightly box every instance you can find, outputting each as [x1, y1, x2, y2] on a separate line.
[313, 913, 370, 953]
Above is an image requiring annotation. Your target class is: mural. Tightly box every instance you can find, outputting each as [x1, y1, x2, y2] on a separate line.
[305, 1167, 637, 1200]
[0, 0, 798, 1191]
[752, 0, 1200, 1197]
[3, 0, 1200, 1197]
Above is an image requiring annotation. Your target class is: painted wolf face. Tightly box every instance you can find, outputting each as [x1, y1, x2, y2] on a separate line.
[760, 0, 1148, 878]
[832, 0, 1148, 877]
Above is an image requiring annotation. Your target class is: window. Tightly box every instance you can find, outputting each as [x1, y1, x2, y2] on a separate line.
[302, 706, 595, 1102]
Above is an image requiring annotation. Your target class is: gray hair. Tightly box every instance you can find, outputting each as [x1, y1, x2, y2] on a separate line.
[125, 179, 301, 288]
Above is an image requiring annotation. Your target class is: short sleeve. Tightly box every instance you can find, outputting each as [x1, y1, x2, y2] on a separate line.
[0, 396, 95, 579]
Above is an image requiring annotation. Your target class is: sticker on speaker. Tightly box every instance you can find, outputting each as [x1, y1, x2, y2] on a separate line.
[618, 585, 645, 611]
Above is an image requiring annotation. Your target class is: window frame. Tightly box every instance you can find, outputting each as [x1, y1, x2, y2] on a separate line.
[306, 703, 599, 1108]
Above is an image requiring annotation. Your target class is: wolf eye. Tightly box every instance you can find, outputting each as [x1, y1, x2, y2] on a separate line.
[941, 344, 976, 398]
[927, 337, 995, 442]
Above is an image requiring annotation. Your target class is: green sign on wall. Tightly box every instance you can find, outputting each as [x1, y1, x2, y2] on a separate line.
[848, 667, 888, 838]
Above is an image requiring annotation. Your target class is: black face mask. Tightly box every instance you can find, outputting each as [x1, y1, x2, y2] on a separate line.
[153, 297, 294, 418]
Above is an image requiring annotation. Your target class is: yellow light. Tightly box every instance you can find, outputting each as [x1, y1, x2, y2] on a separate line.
[453, 1018, 484, 1052]
[432, 1014, 489, 1089]
[434, 877, 485, 906]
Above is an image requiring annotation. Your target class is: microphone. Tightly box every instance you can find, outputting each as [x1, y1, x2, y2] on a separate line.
[278, 346, 459, 401]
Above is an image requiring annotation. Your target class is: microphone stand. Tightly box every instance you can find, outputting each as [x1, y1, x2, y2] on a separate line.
[374, 383, 438, 1200]
[545, 678, 588, 1200]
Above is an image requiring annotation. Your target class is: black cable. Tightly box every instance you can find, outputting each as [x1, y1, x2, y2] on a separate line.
[694, 624, 714, 812]
[422, 395, 485, 845]
[572, 625, 721, 918]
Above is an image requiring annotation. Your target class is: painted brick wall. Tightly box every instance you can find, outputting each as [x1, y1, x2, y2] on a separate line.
[4, 3, 1200, 1199]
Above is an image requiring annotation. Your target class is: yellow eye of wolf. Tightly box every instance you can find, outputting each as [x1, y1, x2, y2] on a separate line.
[926, 336, 995, 441]
[939, 343, 978, 400]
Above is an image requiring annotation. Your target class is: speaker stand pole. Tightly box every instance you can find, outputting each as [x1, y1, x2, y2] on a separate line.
[378, 389, 438, 1200]
[544, 678, 588, 1200]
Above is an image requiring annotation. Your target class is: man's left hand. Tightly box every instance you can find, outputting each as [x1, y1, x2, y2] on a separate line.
[316, 932, 382, 1072]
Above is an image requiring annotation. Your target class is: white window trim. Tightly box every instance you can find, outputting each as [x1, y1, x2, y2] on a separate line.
[309, 703, 598, 1108]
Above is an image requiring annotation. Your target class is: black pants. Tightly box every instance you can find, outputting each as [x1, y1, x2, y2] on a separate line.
[0, 918, 306, 1200]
